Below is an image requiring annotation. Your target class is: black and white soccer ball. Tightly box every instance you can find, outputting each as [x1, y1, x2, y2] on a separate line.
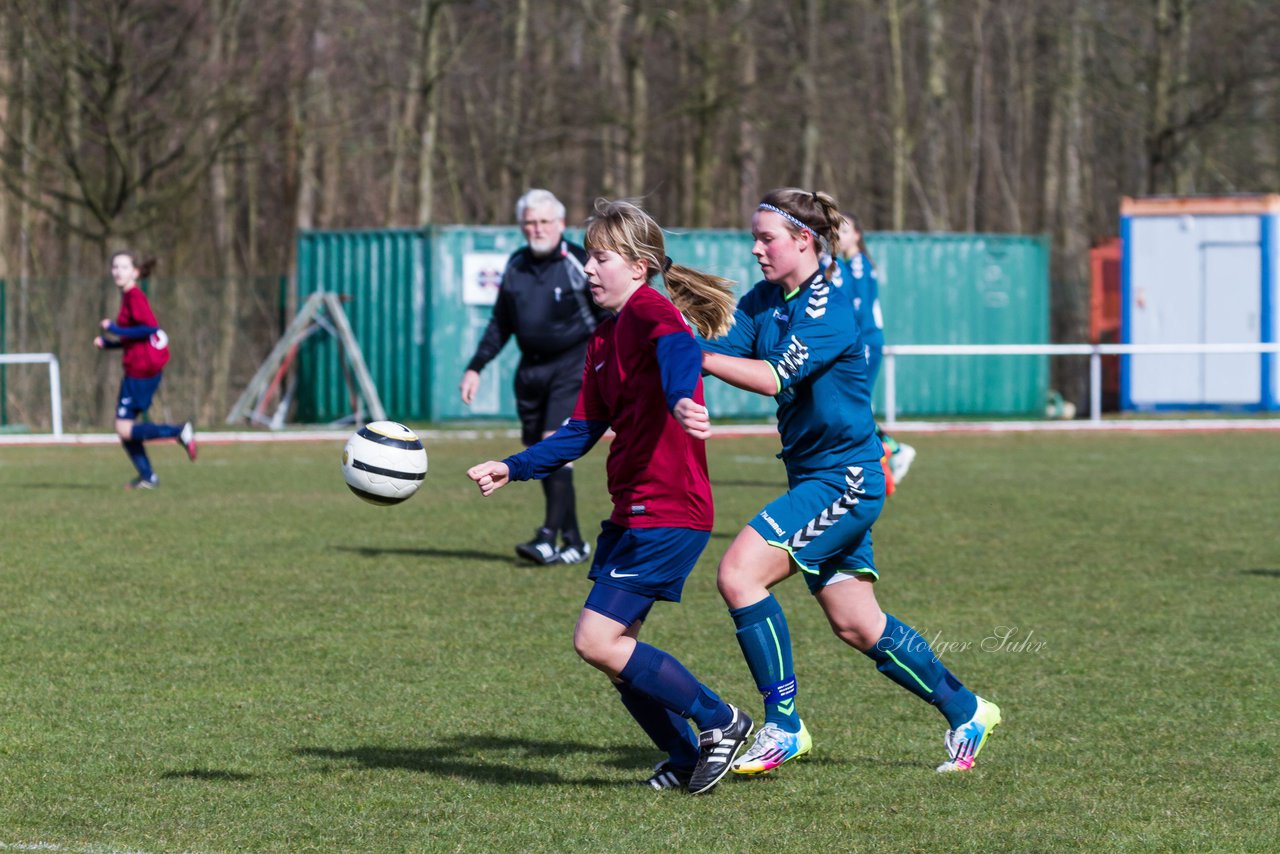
[341, 421, 428, 505]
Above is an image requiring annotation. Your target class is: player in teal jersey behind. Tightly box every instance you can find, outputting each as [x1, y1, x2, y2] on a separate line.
[700, 188, 1001, 775]
[831, 211, 915, 489]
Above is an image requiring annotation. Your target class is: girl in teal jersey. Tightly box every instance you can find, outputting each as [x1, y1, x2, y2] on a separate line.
[700, 188, 1001, 776]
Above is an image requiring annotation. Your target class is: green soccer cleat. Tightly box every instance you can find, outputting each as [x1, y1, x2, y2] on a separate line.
[936, 696, 1002, 773]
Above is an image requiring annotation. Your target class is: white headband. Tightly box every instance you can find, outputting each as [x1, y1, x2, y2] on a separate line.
[758, 203, 820, 240]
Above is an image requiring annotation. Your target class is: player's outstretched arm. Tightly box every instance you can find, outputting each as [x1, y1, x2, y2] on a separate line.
[673, 397, 711, 440]
[467, 460, 510, 497]
[702, 350, 778, 395]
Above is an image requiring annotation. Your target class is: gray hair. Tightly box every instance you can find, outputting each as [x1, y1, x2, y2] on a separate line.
[515, 189, 566, 223]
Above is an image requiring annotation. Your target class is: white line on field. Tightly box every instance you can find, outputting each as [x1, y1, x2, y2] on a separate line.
[0, 842, 201, 854]
[0, 417, 1278, 449]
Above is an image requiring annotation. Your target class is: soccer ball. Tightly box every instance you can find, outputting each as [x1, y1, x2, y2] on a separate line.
[341, 421, 429, 505]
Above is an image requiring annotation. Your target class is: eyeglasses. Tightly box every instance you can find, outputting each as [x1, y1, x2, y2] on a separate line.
[521, 219, 559, 228]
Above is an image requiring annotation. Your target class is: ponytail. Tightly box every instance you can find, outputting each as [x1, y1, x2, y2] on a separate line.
[663, 263, 736, 340]
[585, 198, 736, 339]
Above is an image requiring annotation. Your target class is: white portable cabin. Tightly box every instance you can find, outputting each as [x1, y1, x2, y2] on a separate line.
[1121, 194, 1280, 411]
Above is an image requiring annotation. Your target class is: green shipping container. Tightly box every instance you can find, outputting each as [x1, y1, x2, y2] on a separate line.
[295, 228, 1049, 423]
[873, 233, 1051, 416]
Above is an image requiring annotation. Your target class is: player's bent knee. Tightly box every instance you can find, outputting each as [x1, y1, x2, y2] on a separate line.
[716, 560, 770, 607]
[572, 635, 614, 673]
[571, 623, 608, 667]
[831, 624, 878, 652]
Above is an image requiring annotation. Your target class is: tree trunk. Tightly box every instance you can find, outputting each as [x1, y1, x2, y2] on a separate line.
[389, 0, 435, 224]
[17, 23, 33, 352]
[886, 0, 907, 230]
[1053, 0, 1092, 410]
[734, 0, 758, 222]
[798, 0, 821, 191]
[208, 0, 245, 424]
[495, 0, 529, 213]
[964, 0, 987, 232]
[624, 6, 650, 199]
[1147, 0, 1177, 193]
[920, 0, 949, 231]
[0, 10, 10, 284]
[61, 0, 83, 275]
[1171, 0, 1194, 192]
[985, 4, 1022, 231]
[416, 1, 444, 226]
[596, 1, 625, 198]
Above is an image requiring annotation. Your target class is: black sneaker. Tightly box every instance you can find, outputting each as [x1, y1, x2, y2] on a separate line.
[642, 761, 693, 791]
[515, 529, 560, 565]
[125, 475, 159, 490]
[557, 541, 592, 565]
[688, 705, 753, 795]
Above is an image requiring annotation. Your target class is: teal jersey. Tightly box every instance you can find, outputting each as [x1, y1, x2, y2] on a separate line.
[703, 270, 883, 475]
[833, 252, 884, 350]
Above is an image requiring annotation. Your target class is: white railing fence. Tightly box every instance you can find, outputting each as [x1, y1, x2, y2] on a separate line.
[881, 342, 1280, 427]
[0, 352, 64, 436]
[3, 346, 1278, 439]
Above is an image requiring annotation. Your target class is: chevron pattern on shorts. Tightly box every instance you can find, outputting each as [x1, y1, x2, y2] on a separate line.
[787, 466, 865, 551]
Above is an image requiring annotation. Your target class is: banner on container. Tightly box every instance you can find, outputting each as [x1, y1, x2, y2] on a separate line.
[462, 252, 509, 305]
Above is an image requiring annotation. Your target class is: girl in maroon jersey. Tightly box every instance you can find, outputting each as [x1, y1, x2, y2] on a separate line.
[93, 251, 196, 489]
[466, 200, 751, 794]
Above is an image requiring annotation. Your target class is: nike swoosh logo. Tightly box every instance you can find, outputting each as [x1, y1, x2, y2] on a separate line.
[595, 361, 605, 371]
[609, 567, 638, 578]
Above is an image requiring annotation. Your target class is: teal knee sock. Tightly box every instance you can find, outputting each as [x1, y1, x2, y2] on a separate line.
[862, 613, 977, 728]
[730, 595, 801, 732]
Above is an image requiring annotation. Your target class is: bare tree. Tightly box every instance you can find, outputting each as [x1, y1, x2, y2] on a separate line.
[886, 0, 908, 230]
[917, 0, 951, 231]
[205, 0, 249, 423]
[1051, 0, 1093, 408]
[2, 0, 1280, 432]
[1, 0, 249, 246]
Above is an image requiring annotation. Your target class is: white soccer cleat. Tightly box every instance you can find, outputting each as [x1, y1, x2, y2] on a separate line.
[889, 443, 916, 484]
[936, 697, 1002, 773]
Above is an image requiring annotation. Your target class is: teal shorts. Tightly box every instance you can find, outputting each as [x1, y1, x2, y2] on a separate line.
[747, 463, 886, 593]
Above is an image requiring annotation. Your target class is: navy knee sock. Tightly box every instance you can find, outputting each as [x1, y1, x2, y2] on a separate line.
[861, 613, 977, 728]
[131, 422, 181, 442]
[619, 642, 732, 732]
[612, 681, 699, 770]
[121, 439, 154, 480]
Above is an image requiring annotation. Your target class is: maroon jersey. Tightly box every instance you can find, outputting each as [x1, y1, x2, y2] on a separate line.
[117, 287, 170, 378]
[573, 286, 713, 531]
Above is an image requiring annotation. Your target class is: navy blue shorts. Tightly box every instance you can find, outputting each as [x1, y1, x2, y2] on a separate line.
[115, 374, 164, 420]
[584, 521, 710, 604]
[748, 463, 885, 593]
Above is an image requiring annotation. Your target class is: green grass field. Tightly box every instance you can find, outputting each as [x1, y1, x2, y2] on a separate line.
[1, 431, 1278, 853]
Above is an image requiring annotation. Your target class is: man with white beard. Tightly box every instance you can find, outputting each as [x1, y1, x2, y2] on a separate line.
[460, 189, 608, 566]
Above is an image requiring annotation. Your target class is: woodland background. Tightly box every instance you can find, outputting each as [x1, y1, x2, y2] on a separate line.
[1, 0, 1278, 429]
